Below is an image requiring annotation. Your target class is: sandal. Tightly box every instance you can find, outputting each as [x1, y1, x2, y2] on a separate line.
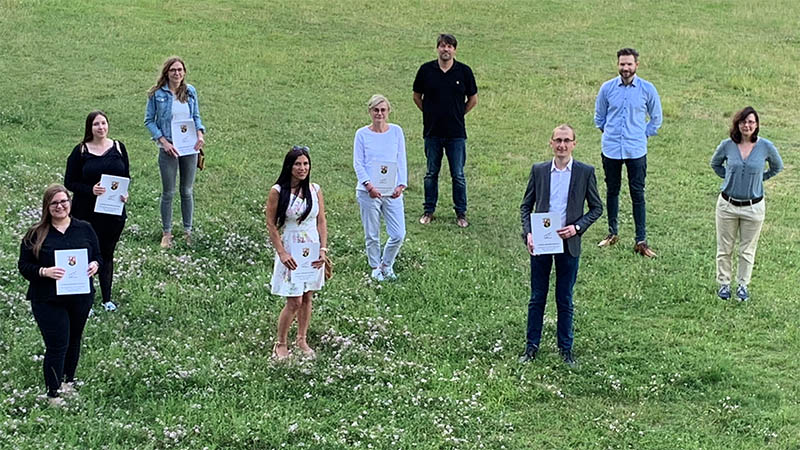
[294, 337, 316, 358]
[272, 342, 290, 360]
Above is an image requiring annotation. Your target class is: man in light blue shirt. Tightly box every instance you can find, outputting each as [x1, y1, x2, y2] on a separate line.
[594, 48, 662, 258]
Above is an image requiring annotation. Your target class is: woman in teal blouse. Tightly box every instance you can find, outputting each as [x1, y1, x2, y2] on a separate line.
[710, 106, 783, 301]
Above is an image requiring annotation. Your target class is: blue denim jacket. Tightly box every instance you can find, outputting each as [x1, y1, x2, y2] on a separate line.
[144, 83, 205, 142]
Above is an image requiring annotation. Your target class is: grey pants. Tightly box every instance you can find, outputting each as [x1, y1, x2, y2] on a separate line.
[158, 150, 197, 233]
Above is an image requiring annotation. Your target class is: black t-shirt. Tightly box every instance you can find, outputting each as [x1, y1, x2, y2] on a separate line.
[413, 60, 477, 139]
[64, 141, 130, 221]
[18, 219, 102, 301]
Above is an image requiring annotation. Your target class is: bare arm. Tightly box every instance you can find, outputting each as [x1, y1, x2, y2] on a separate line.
[413, 92, 423, 111]
[465, 94, 478, 114]
[265, 188, 290, 259]
[316, 187, 328, 250]
[314, 186, 328, 268]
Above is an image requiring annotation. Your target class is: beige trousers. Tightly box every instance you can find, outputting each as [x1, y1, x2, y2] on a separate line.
[715, 194, 765, 286]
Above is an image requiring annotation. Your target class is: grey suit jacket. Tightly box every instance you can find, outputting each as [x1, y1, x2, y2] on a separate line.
[520, 159, 603, 257]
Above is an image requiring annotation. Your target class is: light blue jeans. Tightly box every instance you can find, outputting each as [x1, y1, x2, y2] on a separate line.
[356, 190, 406, 269]
[158, 150, 197, 233]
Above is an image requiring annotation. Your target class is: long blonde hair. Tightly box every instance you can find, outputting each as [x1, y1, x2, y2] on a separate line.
[147, 56, 188, 103]
[23, 184, 71, 258]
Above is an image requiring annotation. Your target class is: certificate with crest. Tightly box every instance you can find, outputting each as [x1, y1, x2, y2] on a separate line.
[54, 249, 90, 295]
[290, 242, 320, 283]
[369, 161, 397, 195]
[171, 119, 199, 156]
[530, 212, 564, 255]
[94, 174, 130, 216]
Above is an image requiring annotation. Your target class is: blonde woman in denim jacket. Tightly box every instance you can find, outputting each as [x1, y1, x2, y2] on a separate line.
[145, 56, 206, 248]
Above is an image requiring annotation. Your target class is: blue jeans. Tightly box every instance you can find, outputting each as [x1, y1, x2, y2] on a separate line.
[423, 137, 467, 215]
[602, 154, 647, 242]
[159, 150, 197, 233]
[525, 252, 580, 352]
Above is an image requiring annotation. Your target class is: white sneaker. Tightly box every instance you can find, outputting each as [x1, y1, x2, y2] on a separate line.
[370, 268, 385, 282]
[102, 301, 117, 312]
[382, 266, 397, 281]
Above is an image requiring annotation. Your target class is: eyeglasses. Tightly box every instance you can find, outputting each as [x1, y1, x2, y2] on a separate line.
[292, 145, 310, 152]
[49, 199, 71, 208]
[371, 108, 389, 113]
[168, 68, 184, 73]
[552, 138, 574, 144]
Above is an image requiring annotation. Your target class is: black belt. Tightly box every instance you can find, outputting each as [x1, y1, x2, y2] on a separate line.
[722, 192, 762, 207]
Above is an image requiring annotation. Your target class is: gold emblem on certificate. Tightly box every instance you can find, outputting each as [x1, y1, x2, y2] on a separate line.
[290, 242, 321, 283]
[530, 212, 564, 255]
[369, 161, 397, 196]
[54, 249, 90, 295]
[94, 174, 130, 216]
[171, 119, 198, 156]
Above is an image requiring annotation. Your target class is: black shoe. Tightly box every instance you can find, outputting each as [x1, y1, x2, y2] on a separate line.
[518, 346, 538, 363]
[560, 349, 578, 368]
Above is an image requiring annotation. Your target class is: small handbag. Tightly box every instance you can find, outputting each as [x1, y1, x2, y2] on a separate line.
[197, 148, 205, 170]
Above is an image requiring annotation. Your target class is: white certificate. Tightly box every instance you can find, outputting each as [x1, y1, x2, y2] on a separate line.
[94, 174, 130, 216]
[290, 242, 320, 283]
[54, 249, 90, 295]
[369, 162, 397, 195]
[171, 119, 198, 156]
[530, 212, 564, 255]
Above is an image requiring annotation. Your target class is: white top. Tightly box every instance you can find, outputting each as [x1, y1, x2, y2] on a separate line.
[549, 157, 573, 228]
[353, 124, 408, 191]
[171, 98, 191, 122]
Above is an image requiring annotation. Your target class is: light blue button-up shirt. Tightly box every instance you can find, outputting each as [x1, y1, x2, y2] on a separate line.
[594, 75, 662, 160]
[549, 157, 573, 228]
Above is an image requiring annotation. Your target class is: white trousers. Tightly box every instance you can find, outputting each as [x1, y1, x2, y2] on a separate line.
[356, 190, 406, 269]
[715, 194, 765, 286]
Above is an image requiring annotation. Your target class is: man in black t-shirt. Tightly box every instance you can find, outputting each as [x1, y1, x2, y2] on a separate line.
[413, 33, 478, 228]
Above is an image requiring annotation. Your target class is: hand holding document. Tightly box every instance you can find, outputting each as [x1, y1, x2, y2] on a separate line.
[530, 212, 564, 255]
[290, 242, 320, 283]
[368, 162, 397, 196]
[54, 249, 90, 295]
[171, 120, 198, 156]
[94, 174, 130, 216]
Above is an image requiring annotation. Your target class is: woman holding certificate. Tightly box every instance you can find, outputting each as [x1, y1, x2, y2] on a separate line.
[266, 146, 328, 360]
[65, 110, 130, 312]
[144, 56, 206, 249]
[353, 94, 407, 281]
[711, 106, 783, 301]
[18, 185, 101, 406]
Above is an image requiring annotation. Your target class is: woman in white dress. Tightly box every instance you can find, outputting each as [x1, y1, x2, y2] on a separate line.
[353, 94, 407, 281]
[265, 146, 328, 359]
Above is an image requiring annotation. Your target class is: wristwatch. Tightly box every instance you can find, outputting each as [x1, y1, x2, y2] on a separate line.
[574, 224, 581, 233]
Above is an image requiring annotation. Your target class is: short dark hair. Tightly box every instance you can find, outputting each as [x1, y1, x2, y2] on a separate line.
[617, 48, 639, 62]
[729, 106, 760, 144]
[437, 34, 458, 49]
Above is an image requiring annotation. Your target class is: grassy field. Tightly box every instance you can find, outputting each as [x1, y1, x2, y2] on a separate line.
[1, 0, 799, 448]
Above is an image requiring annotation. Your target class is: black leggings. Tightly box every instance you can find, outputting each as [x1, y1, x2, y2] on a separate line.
[31, 295, 93, 397]
[88, 216, 125, 304]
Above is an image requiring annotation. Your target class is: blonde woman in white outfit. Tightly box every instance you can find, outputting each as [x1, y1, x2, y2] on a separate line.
[353, 95, 408, 281]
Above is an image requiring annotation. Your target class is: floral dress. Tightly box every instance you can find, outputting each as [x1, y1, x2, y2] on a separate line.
[270, 183, 324, 296]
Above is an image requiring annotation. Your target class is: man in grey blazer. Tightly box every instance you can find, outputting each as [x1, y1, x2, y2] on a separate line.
[519, 124, 603, 366]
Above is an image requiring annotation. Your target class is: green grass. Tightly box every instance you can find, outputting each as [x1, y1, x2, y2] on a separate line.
[1, 0, 799, 448]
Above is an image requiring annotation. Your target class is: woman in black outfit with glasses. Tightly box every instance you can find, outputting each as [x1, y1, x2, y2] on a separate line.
[18, 185, 101, 406]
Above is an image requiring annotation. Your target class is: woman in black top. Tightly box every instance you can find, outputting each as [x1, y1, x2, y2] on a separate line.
[65, 111, 130, 311]
[18, 185, 101, 406]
